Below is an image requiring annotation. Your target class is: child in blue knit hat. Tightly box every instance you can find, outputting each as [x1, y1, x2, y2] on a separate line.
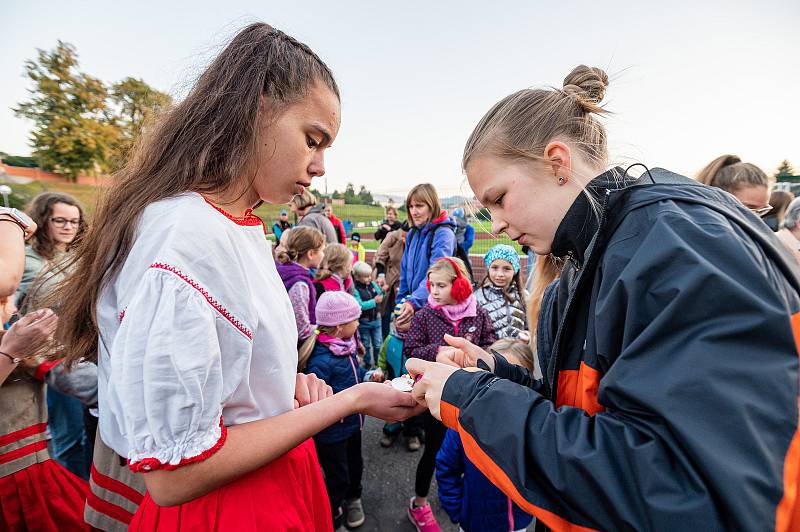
[475, 244, 529, 340]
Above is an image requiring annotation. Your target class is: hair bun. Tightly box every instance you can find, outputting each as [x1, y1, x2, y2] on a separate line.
[562, 65, 609, 114]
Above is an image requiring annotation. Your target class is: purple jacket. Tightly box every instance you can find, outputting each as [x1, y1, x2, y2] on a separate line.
[403, 304, 497, 362]
[276, 261, 317, 323]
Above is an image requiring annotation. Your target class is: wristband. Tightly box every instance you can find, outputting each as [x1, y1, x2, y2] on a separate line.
[0, 218, 25, 236]
[0, 350, 21, 364]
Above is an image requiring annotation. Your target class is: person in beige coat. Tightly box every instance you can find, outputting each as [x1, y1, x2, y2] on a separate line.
[374, 221, 408, 337]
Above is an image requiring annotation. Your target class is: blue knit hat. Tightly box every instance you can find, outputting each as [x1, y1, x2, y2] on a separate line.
[484, 244, 520, 273]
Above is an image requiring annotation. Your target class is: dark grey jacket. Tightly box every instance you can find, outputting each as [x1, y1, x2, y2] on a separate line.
[440, 168, 800, 531]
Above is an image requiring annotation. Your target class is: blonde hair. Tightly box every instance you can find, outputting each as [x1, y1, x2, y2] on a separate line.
[315, 243, 352, 280]
[696, 155, 770, 193]
[277, 226, 325, 264]
[406, 184, 442, 223]
[490, 338, 534, 372]
[527, 255, 563, 345]
[427, 256, 470, 283]
[385, 206, 398, 217]
[352, 261, 372, 278]
[292, 189, 318, 211]
[463, 65, 610, 172]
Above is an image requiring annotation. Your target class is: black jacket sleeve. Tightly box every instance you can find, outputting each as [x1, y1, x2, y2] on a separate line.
[440, 210, 800, 531]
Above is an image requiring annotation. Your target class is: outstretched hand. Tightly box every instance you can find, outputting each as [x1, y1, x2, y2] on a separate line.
[405, 358, 462, 421]
[436, 334, 494, 371]
[350, 382, 425, 422]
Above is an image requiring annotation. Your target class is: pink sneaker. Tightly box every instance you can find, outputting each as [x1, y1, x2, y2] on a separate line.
[407, 497, 441, 532]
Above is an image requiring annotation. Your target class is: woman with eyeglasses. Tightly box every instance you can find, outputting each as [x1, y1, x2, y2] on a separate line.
[15, 192, 85, 310]
[696, 154, 773, 217]
[14, 191, 93, 481]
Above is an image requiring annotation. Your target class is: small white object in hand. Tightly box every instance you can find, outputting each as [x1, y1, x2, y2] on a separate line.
[391, 375, 414, 392]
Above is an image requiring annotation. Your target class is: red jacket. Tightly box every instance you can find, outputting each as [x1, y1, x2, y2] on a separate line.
[327, 214, 346, 245]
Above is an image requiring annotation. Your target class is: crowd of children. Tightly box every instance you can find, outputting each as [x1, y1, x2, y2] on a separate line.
[275, 216, 538, 531]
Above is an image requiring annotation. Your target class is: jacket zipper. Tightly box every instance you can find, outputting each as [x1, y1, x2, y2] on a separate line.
[547, 189, 611, 401]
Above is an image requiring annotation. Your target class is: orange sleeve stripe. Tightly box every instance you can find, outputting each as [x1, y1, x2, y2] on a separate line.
[556, 361, 605, 415]
[440, 400, 598, 532]
[775, 312, 800, 531]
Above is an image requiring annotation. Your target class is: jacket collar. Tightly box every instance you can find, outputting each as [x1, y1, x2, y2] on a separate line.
[550, 167, 630, 265]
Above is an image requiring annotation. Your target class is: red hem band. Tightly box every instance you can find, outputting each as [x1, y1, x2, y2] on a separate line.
[128, 418, 228, 473]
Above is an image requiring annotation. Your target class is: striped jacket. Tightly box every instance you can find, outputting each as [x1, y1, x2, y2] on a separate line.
[440, 168, 800, 531]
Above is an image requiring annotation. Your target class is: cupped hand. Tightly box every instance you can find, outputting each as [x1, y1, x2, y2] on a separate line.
[405, 358, 460, 421]
[349, 382, 425, 422]
[1, 308, 58, 360]
[294, 372, 333, 409]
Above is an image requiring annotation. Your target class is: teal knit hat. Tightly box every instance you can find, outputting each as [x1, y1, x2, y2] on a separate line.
[484, 244, 520, 273]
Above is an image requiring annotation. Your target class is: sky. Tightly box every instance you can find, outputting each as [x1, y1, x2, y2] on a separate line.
[2, 0, 798, 196]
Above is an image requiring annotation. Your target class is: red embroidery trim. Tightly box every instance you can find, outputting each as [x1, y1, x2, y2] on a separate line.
[202, 197, 263, 227]
[128, 418, 227, 473]
[149, 263, 253, 340]
[118, 308, 126, 322]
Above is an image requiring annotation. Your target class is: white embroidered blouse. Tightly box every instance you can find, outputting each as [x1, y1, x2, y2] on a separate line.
[96, 193, 298, 471]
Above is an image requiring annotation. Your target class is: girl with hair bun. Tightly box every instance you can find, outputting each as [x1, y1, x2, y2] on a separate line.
[696, 154, 772, 215]
[409, 65, 800, 531]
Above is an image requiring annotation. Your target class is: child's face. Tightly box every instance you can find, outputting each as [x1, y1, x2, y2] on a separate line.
[306, 246, 325, 269]
[355, 270, 371, 283]
[339, 262, 353, 278]
[337, 319, 360, 339]
[428, 271, 456, 306]
[488, 259, 514, 289]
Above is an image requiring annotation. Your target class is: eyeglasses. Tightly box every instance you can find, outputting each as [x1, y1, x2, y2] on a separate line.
[749, 205, 773, 218]
[50, 217, 81, 228]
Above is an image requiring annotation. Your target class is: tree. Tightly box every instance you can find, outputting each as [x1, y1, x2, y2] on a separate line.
[343, 182, 362, 204]
[775, 160, 795, 179]
[14, 41, 119, 181]
[358, 185, 374, 206]
[108, 77, 171, 168]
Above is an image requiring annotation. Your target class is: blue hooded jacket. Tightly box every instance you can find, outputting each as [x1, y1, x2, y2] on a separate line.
[437, 429, 532, 532]
[397, 211, 456, 310]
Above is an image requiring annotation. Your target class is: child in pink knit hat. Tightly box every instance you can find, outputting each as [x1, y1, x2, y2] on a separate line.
[304, 291, 384, 530]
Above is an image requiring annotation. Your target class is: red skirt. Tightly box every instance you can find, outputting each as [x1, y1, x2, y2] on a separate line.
[129, 438, 332, 531]
[0, 459, 90, 531]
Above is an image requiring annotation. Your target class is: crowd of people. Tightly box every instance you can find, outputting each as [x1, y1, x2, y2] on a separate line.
[2, 21, 800, 532]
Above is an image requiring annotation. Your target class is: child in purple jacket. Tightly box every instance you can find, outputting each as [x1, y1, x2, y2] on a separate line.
[403, 257, 496, 532]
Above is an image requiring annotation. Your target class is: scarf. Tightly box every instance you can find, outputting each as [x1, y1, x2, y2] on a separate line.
[427, 294, 477, 322]
[317, 333, 357, 356]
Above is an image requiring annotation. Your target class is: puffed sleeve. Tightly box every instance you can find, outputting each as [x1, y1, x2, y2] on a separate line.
[106, 267, 228, 472]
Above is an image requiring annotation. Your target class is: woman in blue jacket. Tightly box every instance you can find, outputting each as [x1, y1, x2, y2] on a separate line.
[409, 65, 800, 531]
[394, 183, 456, 332]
